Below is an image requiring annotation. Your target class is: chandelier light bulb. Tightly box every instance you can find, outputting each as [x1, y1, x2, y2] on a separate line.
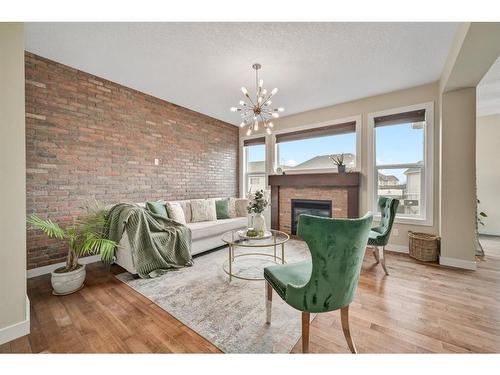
[230, 64, 283, 135]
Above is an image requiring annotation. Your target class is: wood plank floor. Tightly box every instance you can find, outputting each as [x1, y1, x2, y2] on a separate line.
[2, 237, 500, 353]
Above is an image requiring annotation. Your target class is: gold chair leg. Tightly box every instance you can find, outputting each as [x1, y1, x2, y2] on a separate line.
[265, 281, 272, 324]
[301, 311, 310, 353]
[340, 305, 357, 354]
[379, 246, 389, 275]
[372, 246, 380, 263]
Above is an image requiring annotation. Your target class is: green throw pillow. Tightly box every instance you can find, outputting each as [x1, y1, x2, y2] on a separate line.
[146, 201, 168, 218]
[215, 199, 230, 220]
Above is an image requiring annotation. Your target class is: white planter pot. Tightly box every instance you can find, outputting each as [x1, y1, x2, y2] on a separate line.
[51, 264, 86, 295]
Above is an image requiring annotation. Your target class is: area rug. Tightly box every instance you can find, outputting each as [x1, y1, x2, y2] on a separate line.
[116, 239, 311, 353]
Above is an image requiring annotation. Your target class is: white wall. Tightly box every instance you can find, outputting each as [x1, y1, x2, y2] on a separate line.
[0, 23, 29, 344]
[477, 114, 500, 236]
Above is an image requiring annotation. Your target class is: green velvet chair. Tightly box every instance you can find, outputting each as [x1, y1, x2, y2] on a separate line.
[264, 213, 373, 353]
[368, 197, 399, 275]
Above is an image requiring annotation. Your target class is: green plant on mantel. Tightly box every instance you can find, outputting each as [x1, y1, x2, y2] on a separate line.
[329, 153, 345, 167]
[27, 200, 117, 272]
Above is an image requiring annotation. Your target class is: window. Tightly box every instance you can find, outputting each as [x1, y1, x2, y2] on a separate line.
[369, 103, 434, 225]
[275, 120, 358, 172]
[243, 137, 266, 194]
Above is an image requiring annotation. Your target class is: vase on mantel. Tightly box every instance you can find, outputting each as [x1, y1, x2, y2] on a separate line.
[254, 212, 266, 233]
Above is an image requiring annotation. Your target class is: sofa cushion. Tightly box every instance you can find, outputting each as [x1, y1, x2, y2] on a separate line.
[228, 198, 249, 218]
[191, 199, 217, 222]
[165, 202, 186, 224]
[215, 198, 230, 220]
[187, 217, 247, 240]
[146, 201, 168, 218]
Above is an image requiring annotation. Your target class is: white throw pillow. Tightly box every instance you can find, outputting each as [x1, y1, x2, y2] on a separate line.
[235, 198, 249, 217]
[191, 199, 217, 222]
[165, 202, 186, 224]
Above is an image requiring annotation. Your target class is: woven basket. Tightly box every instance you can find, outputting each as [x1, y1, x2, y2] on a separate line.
[408, 231, 440, 262]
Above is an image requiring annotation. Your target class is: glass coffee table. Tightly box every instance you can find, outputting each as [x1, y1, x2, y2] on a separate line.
[221, 229, 290, 281]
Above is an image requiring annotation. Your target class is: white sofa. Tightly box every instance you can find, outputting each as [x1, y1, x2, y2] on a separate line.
[114, 199, 248, 274]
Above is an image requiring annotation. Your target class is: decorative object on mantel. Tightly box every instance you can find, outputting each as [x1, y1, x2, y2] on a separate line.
[247, 189, 270, 235]
[230, 63, 284, 136]
[27, 200, 118, 295]
[330, 152, 347, 173]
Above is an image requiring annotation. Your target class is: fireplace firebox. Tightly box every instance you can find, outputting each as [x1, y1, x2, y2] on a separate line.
[291, 199, 332, 235]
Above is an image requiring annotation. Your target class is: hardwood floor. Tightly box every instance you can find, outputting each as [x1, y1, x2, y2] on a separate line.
[2, 238, 500, 353]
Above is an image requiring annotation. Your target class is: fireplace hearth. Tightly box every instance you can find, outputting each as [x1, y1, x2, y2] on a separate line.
[291, 199, 332, 235]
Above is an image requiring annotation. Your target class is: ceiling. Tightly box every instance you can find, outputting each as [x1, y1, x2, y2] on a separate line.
[477, 57, 500, 117]
[25, 23, 458, 125]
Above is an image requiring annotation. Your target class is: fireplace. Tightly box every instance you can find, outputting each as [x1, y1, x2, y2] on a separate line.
[291, 199, 332, 235]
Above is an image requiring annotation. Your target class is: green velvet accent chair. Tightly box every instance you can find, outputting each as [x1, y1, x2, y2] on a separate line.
[368, 197, 399, 275]
[264, 213, 373, 353]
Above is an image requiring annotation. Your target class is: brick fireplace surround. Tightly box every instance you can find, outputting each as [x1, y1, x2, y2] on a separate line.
[268, 173, 360, 235]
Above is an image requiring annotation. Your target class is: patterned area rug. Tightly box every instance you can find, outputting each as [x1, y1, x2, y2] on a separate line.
[116, 239, 311, 353]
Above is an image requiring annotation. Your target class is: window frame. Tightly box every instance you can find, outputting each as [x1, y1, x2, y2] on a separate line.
[271, 115, 362, 175]
[239, 134, 269, 197]
[367, 102, 434, 226]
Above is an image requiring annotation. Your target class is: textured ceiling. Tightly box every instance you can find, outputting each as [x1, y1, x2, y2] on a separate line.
[25, 23, 458, 125]
[477, 57, 500, 117]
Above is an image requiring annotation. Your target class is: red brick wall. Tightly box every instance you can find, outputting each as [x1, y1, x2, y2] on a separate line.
[25, 52, 239, 269]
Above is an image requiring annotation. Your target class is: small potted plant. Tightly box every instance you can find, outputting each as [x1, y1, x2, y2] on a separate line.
[247, 189, 269, 236]
[330, 153, 346, 173]
[27, 201, 118, 295]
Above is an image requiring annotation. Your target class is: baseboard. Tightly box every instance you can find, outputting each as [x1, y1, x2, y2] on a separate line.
[0, 296, 30, 345]
[385, 243, 409, 253]
[439, 256, 477, 271]
[27, 254, 101, 278]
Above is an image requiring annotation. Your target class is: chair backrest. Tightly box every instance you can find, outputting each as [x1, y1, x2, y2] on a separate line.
[287, 213, 373, 313]
[372, 197, 399, 245]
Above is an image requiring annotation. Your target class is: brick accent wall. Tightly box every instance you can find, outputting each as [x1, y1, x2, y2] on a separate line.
[25, 52, 239, 269]
[279, 187, 348, 234]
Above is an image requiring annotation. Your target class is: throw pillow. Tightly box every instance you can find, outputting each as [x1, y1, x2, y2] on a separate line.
[228, 197, 237, 218]
[235, 198, 249, 217]
[146, 201, 168, 218]
[215, 199, 230, 220]
[191, 199, 217, 222]
[165, 202, 187, 224]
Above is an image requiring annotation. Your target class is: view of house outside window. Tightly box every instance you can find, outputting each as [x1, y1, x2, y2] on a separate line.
[375, 121, 425, 217]
[245, 144, 266, 194]
[276, 132, 357, 171]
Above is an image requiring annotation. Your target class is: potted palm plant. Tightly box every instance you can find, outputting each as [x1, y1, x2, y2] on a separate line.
[27, 201, 117, 295]
[330, 153, 346, 173]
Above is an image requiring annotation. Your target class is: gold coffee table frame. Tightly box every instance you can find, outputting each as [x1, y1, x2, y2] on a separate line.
[221, 229, 290, 281]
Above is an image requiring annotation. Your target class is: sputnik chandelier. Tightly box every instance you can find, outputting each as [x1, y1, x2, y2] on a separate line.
[230, 63, 284, 136]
